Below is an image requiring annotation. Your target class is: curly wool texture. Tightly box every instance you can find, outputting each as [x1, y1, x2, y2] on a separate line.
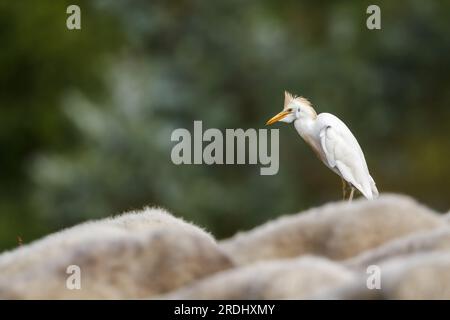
[316, 252, 450, 300]
[344, 227, 450, 270]
[160, 256, 355, 299]
[220, 194, 444, 265]
[0, 208, 232, 299]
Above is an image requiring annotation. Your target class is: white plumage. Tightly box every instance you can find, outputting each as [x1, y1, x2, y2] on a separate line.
[266, 91, 378, 201]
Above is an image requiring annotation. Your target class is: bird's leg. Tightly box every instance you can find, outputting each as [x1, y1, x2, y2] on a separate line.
[341, 178, 347, 201]
[348, 187, 355, 203]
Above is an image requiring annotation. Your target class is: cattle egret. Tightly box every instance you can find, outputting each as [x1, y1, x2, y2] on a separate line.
[266, 91, 378, 201]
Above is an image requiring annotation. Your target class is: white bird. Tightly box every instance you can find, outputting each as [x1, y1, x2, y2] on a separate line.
[266, 91, 378, 201]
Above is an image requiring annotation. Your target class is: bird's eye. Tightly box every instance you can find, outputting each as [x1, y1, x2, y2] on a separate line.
[287, 108, 293, 112]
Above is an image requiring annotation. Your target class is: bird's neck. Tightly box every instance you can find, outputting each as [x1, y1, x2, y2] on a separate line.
[294, 116, 316, 138]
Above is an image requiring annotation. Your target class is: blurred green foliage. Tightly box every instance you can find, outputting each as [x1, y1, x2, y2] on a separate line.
[0, 0, 449, 251]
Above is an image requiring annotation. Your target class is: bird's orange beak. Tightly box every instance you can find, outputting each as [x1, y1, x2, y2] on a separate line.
[266, 110, 290, 125]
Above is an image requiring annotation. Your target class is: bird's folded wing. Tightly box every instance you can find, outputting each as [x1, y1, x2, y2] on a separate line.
[319, 125, 368, 197]
[319, 126, 336, 168]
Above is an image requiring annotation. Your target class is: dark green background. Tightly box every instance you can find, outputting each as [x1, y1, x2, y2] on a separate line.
[0, 0, 449, 251]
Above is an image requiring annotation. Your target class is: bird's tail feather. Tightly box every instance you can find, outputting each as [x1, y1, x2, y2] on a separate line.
[370, 175, 379, 198]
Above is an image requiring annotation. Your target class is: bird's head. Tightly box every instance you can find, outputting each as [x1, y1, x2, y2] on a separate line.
[266, 91, 317, 125]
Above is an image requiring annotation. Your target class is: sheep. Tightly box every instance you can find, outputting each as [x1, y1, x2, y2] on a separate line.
[159, 256, 355, 299]
[220, 194, 444, 265]
[0, 207, 233, 299]
[2, 195, 448, 299]
[316, 251, 450, 299]
[344, 226, 450, 270]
